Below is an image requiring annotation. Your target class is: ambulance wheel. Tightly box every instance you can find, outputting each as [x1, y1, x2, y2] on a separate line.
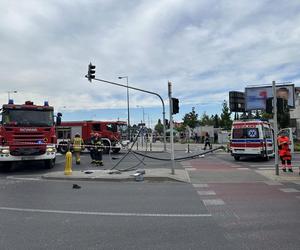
[0, 162, 13, 172]
[45, 159, 55, 169]
[112, 148, 121, 153]
[263, 155, 269, 161]
[234, 156, 240, 161]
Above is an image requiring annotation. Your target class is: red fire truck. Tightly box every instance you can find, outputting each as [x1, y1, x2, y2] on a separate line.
[0, 100, 57, 170]
[56, 120, 128, 154]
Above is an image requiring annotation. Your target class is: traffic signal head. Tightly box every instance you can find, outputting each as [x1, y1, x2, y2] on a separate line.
[265, 97, 288, 114]
[86, 63, 96, 82]
[172, 98, 179, 114]
[266, 97, 273, 114]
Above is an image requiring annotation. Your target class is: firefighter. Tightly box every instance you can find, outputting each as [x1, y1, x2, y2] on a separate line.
[90, 133, 96, 164]
[93, 133, 104, 166]
[277, 131, 293, 172]
[72, 133, 84, 165]
[203, 132, 212, 150]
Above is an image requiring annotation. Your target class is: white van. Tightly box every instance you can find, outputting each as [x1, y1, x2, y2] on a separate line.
[230, 120, 274, 161]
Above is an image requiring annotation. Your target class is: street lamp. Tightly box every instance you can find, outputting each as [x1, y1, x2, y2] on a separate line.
[7, 90, 17, 102]
[118, 76, 130, 126]
[118, 76, 130, 140]
[136, 105, 145, 124]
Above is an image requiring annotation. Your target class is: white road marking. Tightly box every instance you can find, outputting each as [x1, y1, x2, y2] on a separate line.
[0, 207, 211, 218]
[258, 167, 275, 170]
[6, 177, 41, 181]
[203, 199, 225, 206]
[249, 164, 275, 167]
[185, 167, 197, 171]
[279, 188, 300, 193]
[251, 162, 300, 167]
[193, 184, 208, 188]
[197, 190, 216, 195]
[264, 181, 283, 186]
[237, 168, 250, 170]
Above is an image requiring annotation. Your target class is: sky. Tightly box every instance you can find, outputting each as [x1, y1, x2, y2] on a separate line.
[1, 0, 300, 127]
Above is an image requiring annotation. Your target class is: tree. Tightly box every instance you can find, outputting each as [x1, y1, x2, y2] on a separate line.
[220, 100, 232, 130]
[182, 107, 199, 129]
[213, 114, 220, 128]
[199, 112, 212, 126]
[154, 119, 163, 135]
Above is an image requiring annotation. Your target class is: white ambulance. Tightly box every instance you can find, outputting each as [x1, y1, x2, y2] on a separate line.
[230, 120, 274, 161]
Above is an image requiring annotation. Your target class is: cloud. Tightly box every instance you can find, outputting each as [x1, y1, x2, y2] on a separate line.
[0, 0, 300, 118]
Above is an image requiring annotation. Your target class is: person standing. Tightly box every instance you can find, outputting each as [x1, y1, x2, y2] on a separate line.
[89, 133, 96, 164]
[277, 132, 293, 172]
[203, 132, 212, 150]
[94, 134, 104, 166]
[71, 133, 84, 165]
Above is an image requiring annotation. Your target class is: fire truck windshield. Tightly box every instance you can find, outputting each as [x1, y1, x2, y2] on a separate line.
[117, 123, 128, 133]
[2, 109, 54, 127]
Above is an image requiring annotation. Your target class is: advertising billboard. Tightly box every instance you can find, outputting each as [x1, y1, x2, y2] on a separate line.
[245, 84, 295, 111]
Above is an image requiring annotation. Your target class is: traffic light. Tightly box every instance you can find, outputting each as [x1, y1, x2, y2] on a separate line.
[86, 63, 96, 82]
[265, 97, 288, 114]
[266, 97, 273, 114]
[277, 98, 288, 114]
[229, 91, 245, 112]
[171, 98, 179, 114]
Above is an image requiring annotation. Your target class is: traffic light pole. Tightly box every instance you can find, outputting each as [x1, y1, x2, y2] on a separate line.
[168, 81, 175, 175]
[89, 76, 167, 152]
[272, 80, 279, 176]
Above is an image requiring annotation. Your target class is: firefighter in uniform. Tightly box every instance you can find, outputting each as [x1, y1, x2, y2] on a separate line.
[93, 133, 104, 166]
[90, 133, 96, 164]
[72, 133, 84, 165]
[277, 132, 293, 172]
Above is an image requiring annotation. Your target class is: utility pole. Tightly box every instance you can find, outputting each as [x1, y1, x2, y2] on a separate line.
[168, 81, 175, 175]
[272, 80, 279, 176]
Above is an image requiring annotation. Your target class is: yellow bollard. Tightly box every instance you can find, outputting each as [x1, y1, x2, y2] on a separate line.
[64, 151, 72, 175]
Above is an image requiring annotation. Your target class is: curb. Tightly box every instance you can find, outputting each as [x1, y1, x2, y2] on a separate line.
[42, 169, 190, 183]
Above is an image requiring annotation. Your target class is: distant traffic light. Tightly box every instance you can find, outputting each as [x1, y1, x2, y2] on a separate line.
[265, 97, 288, 114]
[229, 91, 245, 112]
[86, 63, 96, 82]
[266, 97, 273, 114]
[171, 98, 179, 114]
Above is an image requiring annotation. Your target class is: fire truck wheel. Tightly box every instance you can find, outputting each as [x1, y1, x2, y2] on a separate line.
[45, 159, 55, 169]
[234, 155, 240, 161]
[102, 140, 110, 154]
[58, 142, 68, 154]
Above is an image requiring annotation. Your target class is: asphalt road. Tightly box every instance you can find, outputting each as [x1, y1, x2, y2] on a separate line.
[0, 148, 299, 249]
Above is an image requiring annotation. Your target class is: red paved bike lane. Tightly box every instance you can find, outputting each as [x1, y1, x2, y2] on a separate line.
[184, 155, 300, 250]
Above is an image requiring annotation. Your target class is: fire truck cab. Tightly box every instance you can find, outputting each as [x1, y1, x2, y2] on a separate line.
[0, 100, 57, 170]
[230, 120, 274, 161]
